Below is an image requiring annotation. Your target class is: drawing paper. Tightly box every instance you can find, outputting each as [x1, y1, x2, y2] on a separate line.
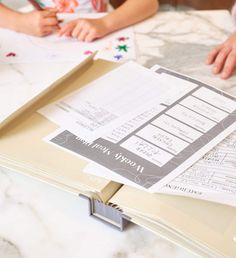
[0, 13, 135, 63]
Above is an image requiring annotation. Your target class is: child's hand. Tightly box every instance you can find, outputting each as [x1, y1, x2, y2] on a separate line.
[58, 18, 110, 42]
[206, 32, 236, 79]
[18, 9, 59, 37]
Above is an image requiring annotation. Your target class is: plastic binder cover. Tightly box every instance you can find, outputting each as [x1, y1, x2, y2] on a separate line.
[0, 59, 121, 202]
[109, 185, 236, 257]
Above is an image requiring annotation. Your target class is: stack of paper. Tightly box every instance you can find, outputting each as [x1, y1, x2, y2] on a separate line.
[38, 61, 236, 207]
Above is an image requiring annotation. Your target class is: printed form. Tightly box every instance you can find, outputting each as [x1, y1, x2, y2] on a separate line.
[84, 131, 236, 207]
[162, 131, 236, 207]
[40, 62, 172, 141]
[45, 64, 236, 191]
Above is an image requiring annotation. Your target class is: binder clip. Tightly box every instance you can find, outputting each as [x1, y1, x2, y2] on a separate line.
[80, 194, 130, 231]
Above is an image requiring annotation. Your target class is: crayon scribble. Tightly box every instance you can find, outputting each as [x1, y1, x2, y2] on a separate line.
[114, 54, 123, 61]
[84, 50, 93, 55]
[117, 37, 129, 42]
[116, 45, 129, 52]
[6, 52, 16, 57]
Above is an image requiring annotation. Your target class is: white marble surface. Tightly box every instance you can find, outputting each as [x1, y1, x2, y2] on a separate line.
[135, 10, 236, 95]
[0, 61, 77, 122]
[0, 168, 195, 258]
[1, 8, 236, 258]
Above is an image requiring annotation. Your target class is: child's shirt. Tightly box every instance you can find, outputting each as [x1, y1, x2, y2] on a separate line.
[36, 0, 108, 13]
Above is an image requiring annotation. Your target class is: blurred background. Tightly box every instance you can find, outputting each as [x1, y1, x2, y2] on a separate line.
[2, 0, 235, 11]
[110, 0, 234, 10]
[2, 0, 28, 9]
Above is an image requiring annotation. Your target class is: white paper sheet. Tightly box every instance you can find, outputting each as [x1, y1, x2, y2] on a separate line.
[161, 131, 236, 207]
[84, 162, 139, 188]
[39, 62, 170, 141]
[44, 64, 236, 192]
[84, 130, 236, 207]
[0, 13, 135, 63]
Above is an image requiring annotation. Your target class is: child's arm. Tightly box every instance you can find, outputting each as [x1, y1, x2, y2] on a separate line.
[206, 31, 236, 79]
[59, 0, 159, 42]
[0, 3, 59, 36]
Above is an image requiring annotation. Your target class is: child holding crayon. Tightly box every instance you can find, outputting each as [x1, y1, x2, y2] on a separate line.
[0, 0, 158, 41]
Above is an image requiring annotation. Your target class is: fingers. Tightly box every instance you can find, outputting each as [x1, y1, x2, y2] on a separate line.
[206, 45, 222, 65]
[58, 22, 76, 37]
[42, 8, 58, 17]
[72, 23, 91, 41]
[59, 21, 89, 41]
[77, 29, 90, 41]
[39, 25, 59, 36]
[42, 19, 59, 35]
[58, 19, 100, 42]
[41, 17, 60, 35]
[207, 32, 236, 79]
[41, 30, 54, 36]
[40, 9, 60, 33]
[46, 25, 60, 32]
[221, 51, 236, 79]
[212, 46, 232, 74]
[43, 17, 60, 26]
[71, 23, 84, 38]
[207, 44, 236, 79]
[85, 31, 96, 42]
[58, 19, 103, 42]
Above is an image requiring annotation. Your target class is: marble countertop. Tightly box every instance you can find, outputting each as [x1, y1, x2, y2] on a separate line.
[0, 168, 195, 258]
[136, 9, 236, 95]
[1, 8, 236, 258]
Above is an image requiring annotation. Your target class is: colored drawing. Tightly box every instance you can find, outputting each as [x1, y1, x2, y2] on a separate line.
[84, 50, 93, 55]
[114, 54, 123, 61]
[117, 37, 129, 42]
[0, 14, 135, 63]
[6, 52, 16, 57]
[116, 45, 129, 52]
